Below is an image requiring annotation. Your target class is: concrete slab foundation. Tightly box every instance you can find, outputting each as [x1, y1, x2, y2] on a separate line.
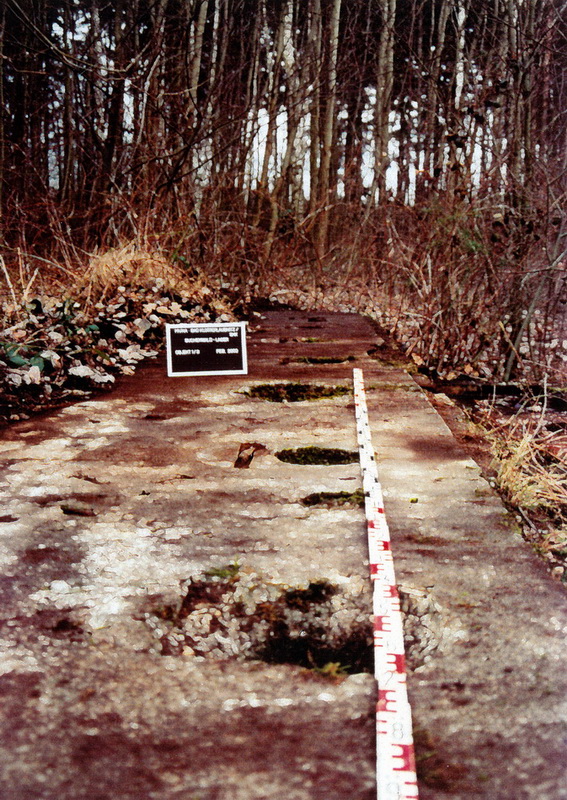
[0, 310, 565, 799]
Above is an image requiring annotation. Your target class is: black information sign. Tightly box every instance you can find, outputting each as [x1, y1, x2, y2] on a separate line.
[166, 322, 248, 376]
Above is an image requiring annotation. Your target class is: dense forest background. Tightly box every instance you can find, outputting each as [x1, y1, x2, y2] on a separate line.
[1, 0, 566, 380]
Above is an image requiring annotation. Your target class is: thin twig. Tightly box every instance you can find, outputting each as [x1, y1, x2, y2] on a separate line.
[533, 375, 548, 437]
[0, 253, 18, 306]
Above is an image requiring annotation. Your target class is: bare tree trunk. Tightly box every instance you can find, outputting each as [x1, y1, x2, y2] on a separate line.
[308, 0, 322, 215]
[60, 1, 75, 205]
[422, 0, 450, 188]
[263, 0, 301, 264]
[259, 1, 287, 190]
[189, 0, 210, 113]
[447, 0, 470, 198]
[241, 3, 263, 200]
[137, 0, 168, 217]
[371, 0, 396, 204]
[0, 2, 5, 238]
[103, 0, 126, 195]
[315, 0, 341, 258]
[253, 0, 287, 225]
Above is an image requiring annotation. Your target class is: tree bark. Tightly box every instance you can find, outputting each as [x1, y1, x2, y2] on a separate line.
[315, 0, 341, 257]
[371, 0, 396, 204]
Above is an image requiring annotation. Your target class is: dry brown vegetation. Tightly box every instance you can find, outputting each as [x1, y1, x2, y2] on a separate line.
[0, 246, 233, 424]
[1, 0, 566, 384]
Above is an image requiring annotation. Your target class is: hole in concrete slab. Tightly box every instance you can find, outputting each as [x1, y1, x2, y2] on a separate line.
[143, 569, 373, 675]
[259, 620, 373, 674]
[301, 489, 365, 507]
[246, 383, 350, 402]
[276, 446, 359, 465]
[281, 356, 356, 365]
[51, 617, 85, 640]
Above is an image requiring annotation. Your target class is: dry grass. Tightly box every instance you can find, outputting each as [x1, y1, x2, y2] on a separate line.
[1, 240, 215, 319]
[486, 415, 567, 567]
[492, 431, 566, 513]
[78, 242, 207, 305]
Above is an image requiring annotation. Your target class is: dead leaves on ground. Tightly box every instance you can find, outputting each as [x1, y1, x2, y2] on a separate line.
[0, 278, 234, 425]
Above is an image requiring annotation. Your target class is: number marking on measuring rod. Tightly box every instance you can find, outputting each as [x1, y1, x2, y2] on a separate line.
[353, 368, 419, 800]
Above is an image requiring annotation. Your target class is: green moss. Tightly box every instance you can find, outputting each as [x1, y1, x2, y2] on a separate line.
[365, 382, 420, 392]
[276, 446, 359, 465]
[301, 489, 365, 507]
[247, 383, 350, 402]
[308, 660, 350, 679]
[286, 355, 355, 365]
[204, 561, 240, 580]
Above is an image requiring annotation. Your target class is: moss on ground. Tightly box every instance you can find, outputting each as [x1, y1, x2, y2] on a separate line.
[276, 446, 359, 465]
[283, 355, 355, 365]
[301, 489, 365, 507]
[246, 383, 350, 402]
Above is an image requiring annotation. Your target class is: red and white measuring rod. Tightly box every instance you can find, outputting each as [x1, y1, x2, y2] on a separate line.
[353, 368, 419, 800]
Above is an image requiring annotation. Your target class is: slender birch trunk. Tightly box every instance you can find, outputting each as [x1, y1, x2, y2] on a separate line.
[315, 0, 341, 257]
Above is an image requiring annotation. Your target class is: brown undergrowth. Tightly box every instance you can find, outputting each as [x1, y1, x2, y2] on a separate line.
[434, 390, 567, 582]
[482, 409, 567, 576]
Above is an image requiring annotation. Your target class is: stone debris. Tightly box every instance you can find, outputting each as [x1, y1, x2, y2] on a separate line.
[144, 568, 374, 670]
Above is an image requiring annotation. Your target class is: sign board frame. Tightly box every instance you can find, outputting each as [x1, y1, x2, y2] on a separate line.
[166, 321, 248, 377]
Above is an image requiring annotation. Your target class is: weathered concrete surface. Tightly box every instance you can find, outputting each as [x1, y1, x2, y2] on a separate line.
[0, 309, 565, 800]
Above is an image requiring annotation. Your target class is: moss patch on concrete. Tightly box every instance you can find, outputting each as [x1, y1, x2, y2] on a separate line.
[247, 383, 351, 402]
[301, 489, 365, 507]
[282, 355, 356, 365]
[276, 446, 359, 465]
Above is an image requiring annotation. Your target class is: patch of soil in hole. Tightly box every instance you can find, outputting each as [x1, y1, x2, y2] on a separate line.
[142, 568, 374, 674]
[301, 489, 365, 507]
[50, 617, 85, 640]
[246, 383, 350, 402]
[276, 446, 359, 465]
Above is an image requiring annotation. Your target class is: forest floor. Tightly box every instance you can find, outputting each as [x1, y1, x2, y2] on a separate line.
[0, 307, 566, 800]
